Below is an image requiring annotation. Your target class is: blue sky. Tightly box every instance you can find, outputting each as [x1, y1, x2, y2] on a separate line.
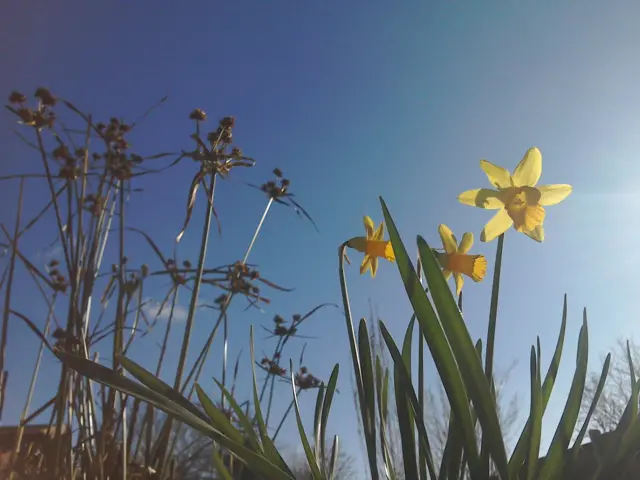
[2, 0, 640, 475]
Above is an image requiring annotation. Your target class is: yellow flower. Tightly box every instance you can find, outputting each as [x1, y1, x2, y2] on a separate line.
[345, 216, 395, 278]
[435, 224, 487, 296]
[458, 147, 572, 243]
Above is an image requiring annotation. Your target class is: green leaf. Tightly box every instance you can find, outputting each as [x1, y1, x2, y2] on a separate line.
[290, 359, 323, 479]
[375, 355, 397, 480]
[329, 436, 340, 480]
[195, 385, 245, 444]
[571, 354, 611, 455]
[538, 312, 589, 480]
[418, 315, 427, 480]
[627, 340, 637, 389]
[320, 365, 340, 475]
[525, 346, 543, 480]
[58, 352, 292, 479]
[397, 317, 419, 480]
[118, 354, 207, 422]
[314, 383, 326, 467]
[439, 412, 464, 480]
[379, 321, 439, 480]
[211, 447, 234, 480]
[249, 328, 289, 467]
[417, 235, 508, 479]
[380, 198, 480, 474]
[212, 378, 262, 454]
[509, 295, 568, 477]
[358, 317, 379, 478]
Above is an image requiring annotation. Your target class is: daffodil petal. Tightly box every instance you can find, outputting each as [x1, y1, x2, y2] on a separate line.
[481, 209, 513, 242]
[363, 216, 374, 239]
[360, 255, 371, 275]
[458, 188, 504, 209]
[454, 272, 464, 297]
[373, 220, 385, 241]
[438, 224, 458, 254]
[512, 147, 542, 187]
[370, 257, 379, 277]
[480, 160, 513, 189]
[524, 225, 545, 243]
[442, 269, 452, 280]
[458, 232, 474, 254]
[537, 184, 572, 206]
[384, 242, 395, 262]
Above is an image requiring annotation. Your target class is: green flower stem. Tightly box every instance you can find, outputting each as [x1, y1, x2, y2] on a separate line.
[481, 232, 505, 475]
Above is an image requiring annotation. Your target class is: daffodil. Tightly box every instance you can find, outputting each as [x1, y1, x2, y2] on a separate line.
[345, 216, 395, 278]
[434, 224, 487, 296]
[458, 147, 572, 243]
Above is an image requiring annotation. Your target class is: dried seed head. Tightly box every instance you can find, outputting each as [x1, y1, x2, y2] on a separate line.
[183, 260, 191, 268]
[219, 116, 235, 129]
[300, 366, 308, 374]
[53, 145, 71, 160]
[215, 294, 227, 304]
[189, 109, 207, 121]
[16, 108, 34, 124]
[96, 122, 106, 131]
[9, 91, 26, 104]
[141, 264, 149, 277]
[273, 315, 285, 324]
[34, 87, 56, 106]
[273, 168, 283, 178]
[49, 259, 59, 267]
[274, 325, 288, 336]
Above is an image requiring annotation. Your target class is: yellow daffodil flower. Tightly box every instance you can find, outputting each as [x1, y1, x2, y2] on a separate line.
[434, 224, 487, 296]
[458, 147, 572, 243]
[345, 216, 395, 278]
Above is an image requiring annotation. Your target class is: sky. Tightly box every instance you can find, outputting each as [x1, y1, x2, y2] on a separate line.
[2, 0, 640, 476]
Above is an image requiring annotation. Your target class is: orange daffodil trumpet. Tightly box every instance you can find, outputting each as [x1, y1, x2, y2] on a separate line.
[345, 216, 395, 278]
[434, 224, 487, 296]
[458, 147, 572, 243]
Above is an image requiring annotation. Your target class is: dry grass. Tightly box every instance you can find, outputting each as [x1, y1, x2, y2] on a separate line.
[0, 88, 329, 479]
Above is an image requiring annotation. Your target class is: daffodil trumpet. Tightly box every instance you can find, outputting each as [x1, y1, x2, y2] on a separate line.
[435, 224, 487, 296]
